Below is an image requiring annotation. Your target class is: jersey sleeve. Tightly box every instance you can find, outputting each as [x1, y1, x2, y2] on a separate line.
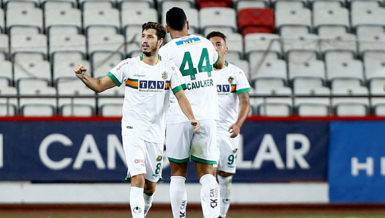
[169, 61, 186, 94]
[235, 67, 251, 94]
[107, 60, 130, 87]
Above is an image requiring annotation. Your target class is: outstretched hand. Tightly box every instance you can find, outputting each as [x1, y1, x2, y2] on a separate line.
[228, 123, 241, 138]
[190, 119, 200, 133]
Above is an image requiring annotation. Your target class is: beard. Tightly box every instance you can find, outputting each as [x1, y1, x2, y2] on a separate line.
[142, 46, 157, 57]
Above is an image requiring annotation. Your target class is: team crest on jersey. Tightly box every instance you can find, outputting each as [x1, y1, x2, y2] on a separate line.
[162, 71, 168, 79]
[233, 148, 238, 154]
[156, 155, 162, 161]
[228, 76, 234, 83]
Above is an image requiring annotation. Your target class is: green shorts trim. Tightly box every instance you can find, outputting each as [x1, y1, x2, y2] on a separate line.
[168, 157, 190, 163]
[191, 156, 217, 165]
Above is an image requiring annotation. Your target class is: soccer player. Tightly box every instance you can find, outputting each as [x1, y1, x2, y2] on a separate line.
[207, 31, 251, 218]
[159, 7, 223, 218]
[74, 22, 200, 218]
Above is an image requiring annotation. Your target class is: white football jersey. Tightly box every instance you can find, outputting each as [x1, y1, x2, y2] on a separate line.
[107, 55, 185, 143]
[159, 34, 220, 124]
[213, 61, 250, 135]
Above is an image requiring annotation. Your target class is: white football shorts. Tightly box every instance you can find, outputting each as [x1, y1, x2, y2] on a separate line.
[216, 134, 239, 174]
[166, 119, 218, 165]
[122, 135, 164, 182]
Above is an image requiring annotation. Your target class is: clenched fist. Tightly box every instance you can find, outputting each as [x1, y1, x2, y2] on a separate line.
[74, 64, 88, 79]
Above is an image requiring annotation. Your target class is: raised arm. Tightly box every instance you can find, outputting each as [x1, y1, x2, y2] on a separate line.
[74, 64, 117, 93]
[228, 92, 250, 138]
[174, 90, 200, 133]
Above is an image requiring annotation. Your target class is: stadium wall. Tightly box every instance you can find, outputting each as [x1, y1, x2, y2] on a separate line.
[0, 116, 384, 204]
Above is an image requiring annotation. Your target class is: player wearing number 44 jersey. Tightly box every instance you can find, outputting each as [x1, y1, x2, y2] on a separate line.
[74, 22, 200, 218]
[207, 31, 251, 218]
[159, 7, 223, 218]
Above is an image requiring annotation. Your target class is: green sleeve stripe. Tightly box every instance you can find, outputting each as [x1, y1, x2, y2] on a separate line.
[237, 88, 250, 94]
[172, 85, 184, 94]
[213, 53, 220, 68]
[107, 72, 121, 87]
[181, 83, 187, 90]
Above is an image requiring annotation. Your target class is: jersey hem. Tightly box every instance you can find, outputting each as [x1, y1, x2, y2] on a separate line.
[168, 157, 189, 163]
[107, 72, 121, 87]
[166, 118, 218, 125]
[122, 133, 164, 144]
[191, 156, 217, 165]
[237, 88, 250, 94]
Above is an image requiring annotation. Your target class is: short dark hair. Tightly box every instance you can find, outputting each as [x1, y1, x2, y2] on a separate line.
[206, 31, 227, 42]
[166, 7, 187, 31]
[142, 22, 166, 40]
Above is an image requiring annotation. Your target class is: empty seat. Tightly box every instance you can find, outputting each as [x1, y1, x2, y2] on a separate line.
[320, 33, 357, 55]
[57, 78, 96, 116]
[238, 8, 275, 34]
[369, 78, 385, 115]
[0, 60, 13, 86]
[196, 0, 232, 9]
[13, 53, 51, 84]
[282, 33, 319, 54]
[357, 32, 385, 54]
[245, 33, 282, 56]
[317, 26, 347, 37]
[83, 8, 120, 31]
[44, 8, 81, 32]
[351, 1, 385, 28]
[54, 55, 90, 84]
[49, 33, 86, 58]
[313, 5, 350, 31]
[287, 50, 318, 63]
[98, 86, 124, 117]
[124, 25, 143, 56]
[250, 58, 287, 83]
[5, 1, 37, 9]
[294, 86, 331, 116]
[289, 59, 326, 83]
[332, 86, 369, 116]
[200, 7, 237, 33]
[88, 34, 125, 58]
[231, 59, 250, 80]
[19, 82, 57, 116]
[6, 8, 43, 32]
[10, 33, 47, 58]
[223, 33, 244, 58]
[252, 87, 293, 116]
[364, 51, 385, 82]
[275, 7, 311, 32]
[326, 57, 364, 83]
[82, 1, 114, 9]
[121, 1, 153, 10]
[280, 26, 309, 37]
[47, 26, 80, 37]
[92, 53, 123, 79]
[121, 9, 157, 31]
[0, 86, 18, 116]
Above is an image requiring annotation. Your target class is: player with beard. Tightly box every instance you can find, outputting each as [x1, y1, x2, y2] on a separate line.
[74, 22, 200, 218]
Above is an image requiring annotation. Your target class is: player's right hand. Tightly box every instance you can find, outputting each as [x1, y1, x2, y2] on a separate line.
[190, 119, 200, 133]
[74, 64, 87, 79]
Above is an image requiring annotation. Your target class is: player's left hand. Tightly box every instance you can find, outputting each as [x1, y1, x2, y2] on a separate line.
[228, 123, 241, 138]
[190, 119, 200, 133]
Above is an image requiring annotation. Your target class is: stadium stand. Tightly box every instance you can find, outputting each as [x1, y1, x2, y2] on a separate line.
[0, 0, 384, 117]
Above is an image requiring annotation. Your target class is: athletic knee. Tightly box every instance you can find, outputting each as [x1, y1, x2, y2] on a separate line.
[218, 171, 233, 178]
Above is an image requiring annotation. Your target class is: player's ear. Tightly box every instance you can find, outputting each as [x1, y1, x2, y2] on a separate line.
[166, 25, 171, 33]
[158, 38, 164, 47]
[186, 21, 190, 31]
[225, 46, 229, 54]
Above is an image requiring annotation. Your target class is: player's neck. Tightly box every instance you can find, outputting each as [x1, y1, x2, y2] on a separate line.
[141, 53, 160, 66]
[215, 59, 227, 70]
[170, 30, 188, 39]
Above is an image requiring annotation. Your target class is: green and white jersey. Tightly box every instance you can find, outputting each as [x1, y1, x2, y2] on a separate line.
[213, 62, 250, 135]
[159, 34, 220, 124]
[107, 55, 186, 143]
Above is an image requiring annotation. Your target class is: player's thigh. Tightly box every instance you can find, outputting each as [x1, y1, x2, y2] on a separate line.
[144, 141, 164, 182]
[166, 122, 194, 163]
[191, 119, 218, 164]
[217, 135, 239, 174]
[122, 135, 146, 177]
